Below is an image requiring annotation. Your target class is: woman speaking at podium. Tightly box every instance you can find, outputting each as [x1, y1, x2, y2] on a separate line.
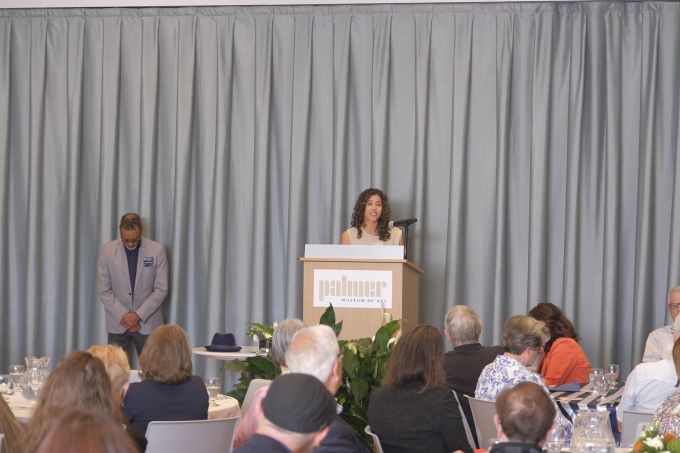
[340, 188, 404, 246]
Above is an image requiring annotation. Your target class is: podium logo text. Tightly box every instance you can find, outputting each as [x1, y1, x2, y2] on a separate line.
[313, 269, 392, 309]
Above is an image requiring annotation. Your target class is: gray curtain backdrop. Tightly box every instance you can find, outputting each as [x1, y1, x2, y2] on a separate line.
[1, 2, 680, 380]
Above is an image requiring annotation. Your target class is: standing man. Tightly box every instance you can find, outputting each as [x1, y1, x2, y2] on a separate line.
[97, 213, 168, 360]
[643, 287, 680, 362]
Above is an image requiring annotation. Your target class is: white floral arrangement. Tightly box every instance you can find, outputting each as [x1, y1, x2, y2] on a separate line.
[632, 422, 680, 453]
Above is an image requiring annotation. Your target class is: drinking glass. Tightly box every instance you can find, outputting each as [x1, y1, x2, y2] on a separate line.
[590, 373, 606, 395]
[29, 372, 44, 399]
[605, 364, 619, 387]
[0, 374, 13, 396]
[204, 377, 221, 406]
[545, 425, 566, 453]
[9, 364, 24, 391]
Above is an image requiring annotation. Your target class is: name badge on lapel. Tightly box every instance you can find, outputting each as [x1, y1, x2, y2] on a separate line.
[143, 257, 154, 267]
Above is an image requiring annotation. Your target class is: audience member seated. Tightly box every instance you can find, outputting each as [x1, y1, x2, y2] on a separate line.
[34, 409, 140, 453]
[367, 324, 474, 453]
[528, 302, 592, 386]
[475, 315, 572, 438]
[490, 382, 556, 453]
[88, 344, 132, 406]
[23, 351, 138, 453]
[623, 338, 680, 432]
[643, 287, 680, 362]
[233, 373, 336, 453]
[233, 318, 306, 448]
[121, 324, 208, 433]
[0, 395, 24, 453]
[285, 325, 372, 453]
[443, 305, 504, 396]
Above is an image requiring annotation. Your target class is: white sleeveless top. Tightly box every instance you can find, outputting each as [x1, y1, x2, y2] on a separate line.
[345, 227, 402, 245]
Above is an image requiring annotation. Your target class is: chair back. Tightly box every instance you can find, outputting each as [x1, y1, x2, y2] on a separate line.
[129, 369, 140, 383]
[452, 390, 478, 448]
[145, 417, 239, 453]
[466, 395, 498, 449]
[621, 411, 653, 447]
[364, 425, 385, 453]
[241, 379, 271, 417]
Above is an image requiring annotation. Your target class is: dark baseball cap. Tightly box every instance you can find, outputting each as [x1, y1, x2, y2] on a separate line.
[261, 373, 336, 434]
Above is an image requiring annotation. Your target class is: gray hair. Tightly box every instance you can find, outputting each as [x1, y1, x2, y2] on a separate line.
[272, 319, 307, 367]
[502, 315, 550, 355]
[444, 305, 482, 345]
[669, 287, 680, 300]
[285, 325, 339, 384]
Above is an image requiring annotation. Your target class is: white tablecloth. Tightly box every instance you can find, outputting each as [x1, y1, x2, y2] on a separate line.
[5, 391, 240, 422]
[192, 345, 259, 361]
[3, 392, 34, 422]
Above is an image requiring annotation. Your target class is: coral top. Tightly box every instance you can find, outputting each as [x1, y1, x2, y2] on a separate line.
[538, 337, 592, 386]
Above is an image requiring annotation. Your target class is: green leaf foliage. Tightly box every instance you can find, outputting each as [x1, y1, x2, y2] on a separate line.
[226, 306, 400, 444]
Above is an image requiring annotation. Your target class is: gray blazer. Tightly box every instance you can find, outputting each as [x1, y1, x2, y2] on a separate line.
[97, 237, 169, 335]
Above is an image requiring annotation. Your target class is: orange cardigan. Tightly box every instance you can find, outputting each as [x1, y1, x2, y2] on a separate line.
[538, 337, 592, 386]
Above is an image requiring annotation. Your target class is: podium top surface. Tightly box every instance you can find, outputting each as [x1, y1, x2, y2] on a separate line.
[299, 257, 424, 274]
[304, 244, 404, 259]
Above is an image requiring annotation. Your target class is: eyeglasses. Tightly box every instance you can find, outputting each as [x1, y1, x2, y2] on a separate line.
[669, 303, 680, 310]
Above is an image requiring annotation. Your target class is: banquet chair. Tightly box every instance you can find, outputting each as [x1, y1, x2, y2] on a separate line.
[452, 390, 478, 448]
[240, 379, 271, 417]
[364, 425, 385, 453]
[621, 411, 653, 448]
[145, 416, 239, 453]
[466, 396, 498, 449]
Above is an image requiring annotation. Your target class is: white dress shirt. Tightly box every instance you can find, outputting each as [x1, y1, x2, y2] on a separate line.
[643, 325, 675, 362]
[616, 358, 678, 423]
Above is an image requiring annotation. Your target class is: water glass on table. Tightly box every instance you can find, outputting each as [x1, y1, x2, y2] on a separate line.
[590, 373, 607, 396]
[605, 364, 619, 387]
[545, 425, 566, 453]
[204, 377, 221, 406]
[9, 364, 24, 391]
[0, 374, 13, 396]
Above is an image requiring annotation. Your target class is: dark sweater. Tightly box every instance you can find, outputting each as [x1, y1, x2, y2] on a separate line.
[443, 343, 505, 396]
[367, 382, 473, 453]
[121, 375, 209, 433]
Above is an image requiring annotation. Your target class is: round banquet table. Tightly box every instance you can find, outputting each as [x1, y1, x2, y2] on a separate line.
[192, 345, 260, 361]
[4, 389, 239, 423]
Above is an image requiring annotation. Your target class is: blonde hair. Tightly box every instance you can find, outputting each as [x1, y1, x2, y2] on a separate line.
[139, 324, 193, 385]
[88, 344, 131, 401]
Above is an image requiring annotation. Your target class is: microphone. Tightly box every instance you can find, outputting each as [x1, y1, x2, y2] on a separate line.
[389, 218, 417, 228]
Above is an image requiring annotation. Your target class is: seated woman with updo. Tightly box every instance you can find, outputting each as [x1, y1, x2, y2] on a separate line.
[121, 324, 208, 433]
[475, 315, 573, 439]
[528, 302, 592, 386]
[88, 344, 132, 406]
[340, 188, 403, 245]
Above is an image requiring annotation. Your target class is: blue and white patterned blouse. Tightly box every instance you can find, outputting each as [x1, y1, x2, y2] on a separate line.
[475, 354, 573, 438]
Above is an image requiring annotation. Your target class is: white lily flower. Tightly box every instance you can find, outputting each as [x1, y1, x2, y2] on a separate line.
[643, 437, 664, 450]
[252, 334, 259, 342]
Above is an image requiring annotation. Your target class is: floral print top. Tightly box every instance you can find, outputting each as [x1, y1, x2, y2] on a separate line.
[654, 390, 680, 437]
[475, 354, 573, 438]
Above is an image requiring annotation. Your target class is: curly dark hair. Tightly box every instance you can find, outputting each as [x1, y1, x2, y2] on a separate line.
[528, 302, 580, 352]
[350, 188, 392, 241]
